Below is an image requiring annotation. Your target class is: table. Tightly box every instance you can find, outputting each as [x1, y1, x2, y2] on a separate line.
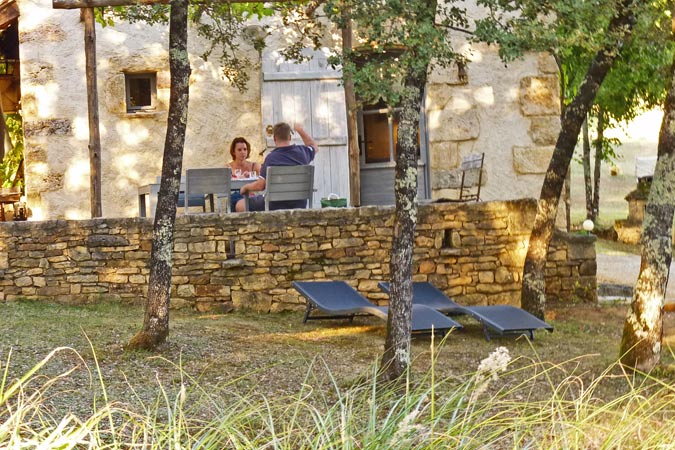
[0, 190, 21, 221]
[138, 177, 257, 217]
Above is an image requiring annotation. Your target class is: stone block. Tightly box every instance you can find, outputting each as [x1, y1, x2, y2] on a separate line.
[512, 146, 555, 174]
[529, 116, 560, 146]
[15, 276, 33, 287]
[538, 52, 558, 74]
[519, 76, 560, 116]
[494, 267, 514, 284]
[478, 271, 494, 283]
[428, 109, 480, 143]
[98, 273, 128, 283]
[418, 261, 436, 274]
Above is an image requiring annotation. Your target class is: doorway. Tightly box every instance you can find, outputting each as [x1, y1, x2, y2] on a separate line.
[358, 103, 430, 206]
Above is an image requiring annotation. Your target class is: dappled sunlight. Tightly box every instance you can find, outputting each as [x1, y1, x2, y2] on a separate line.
[72, 116, 93, 141]
[474, 86, 495, 106]
[246, 325, 383, 342]
[506, 86, 520, 102]
[64, 207, 89, 220]
[31, 162, 49, 176]
[113, 154, 142, 187]
[29, 206, 44, 221]
[115, 122, 150, 146]
[15, 3, 49, 30]
[32, 84, 60, 118]
[65, 160, 90, 190]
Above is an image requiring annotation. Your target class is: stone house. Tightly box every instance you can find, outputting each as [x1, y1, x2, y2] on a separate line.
[12, 0, 561, 220]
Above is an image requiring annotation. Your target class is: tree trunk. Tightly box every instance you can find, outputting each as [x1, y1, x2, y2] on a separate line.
[521, 0, 638, 319]
[620, 48, 675, 371]
[381, 73, 426, 382]
[341, 9, 361, 207]
[591, 109, 604, 221]
[128, 0, 190, 350]
[582, 117, 593, 219]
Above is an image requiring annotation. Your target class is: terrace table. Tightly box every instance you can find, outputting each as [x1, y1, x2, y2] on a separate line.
[138, 177, 258, 217]
[0, 189, 21, 221]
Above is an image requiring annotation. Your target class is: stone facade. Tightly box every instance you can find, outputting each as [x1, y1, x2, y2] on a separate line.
[0, 201, 596, 309]
[18, 0, 561, 220]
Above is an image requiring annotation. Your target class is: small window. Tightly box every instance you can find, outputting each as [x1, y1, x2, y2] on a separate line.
[125, 73, 157, 112]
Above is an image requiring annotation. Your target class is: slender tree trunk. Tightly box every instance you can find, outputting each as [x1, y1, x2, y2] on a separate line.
[582, 116, 593, 219]
[128, 0, 190, 350]
[620, 46, 675, 371]
[0, 96, 6, 162]
[521, 0, 638, 319]
[381, 72, 426, 382]
[341, 8, 361, 207]
[591, 109, 604, 220]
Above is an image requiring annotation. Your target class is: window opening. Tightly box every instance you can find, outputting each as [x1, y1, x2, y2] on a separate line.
[443, 229, 457, 249]
[361, 104, 420, 164]
[125, 73, 157, 112]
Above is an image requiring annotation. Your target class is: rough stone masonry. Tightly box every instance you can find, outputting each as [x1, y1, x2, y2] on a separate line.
[0, 200, 596, 311]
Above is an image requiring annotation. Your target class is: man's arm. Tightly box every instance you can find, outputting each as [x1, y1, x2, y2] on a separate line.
[240, 177, 266, 196]
[294, 123, 319, 154]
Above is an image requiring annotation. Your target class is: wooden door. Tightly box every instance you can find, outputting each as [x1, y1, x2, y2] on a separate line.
[262, 51, 349, 206]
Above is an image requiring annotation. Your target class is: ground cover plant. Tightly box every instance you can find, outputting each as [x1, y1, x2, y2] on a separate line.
[2, 299, 675, 448]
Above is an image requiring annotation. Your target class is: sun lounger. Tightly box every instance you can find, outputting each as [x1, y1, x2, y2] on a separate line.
[378, 281, 553, 340]
[292, 281, 462, 334]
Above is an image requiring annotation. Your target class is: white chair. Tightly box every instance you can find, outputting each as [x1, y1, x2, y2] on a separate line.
[184, 168, 232, 214]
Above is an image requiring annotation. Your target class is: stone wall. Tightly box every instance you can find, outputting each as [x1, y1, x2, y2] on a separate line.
[0, 201, 596, 309]
[545, 230, 597, 303]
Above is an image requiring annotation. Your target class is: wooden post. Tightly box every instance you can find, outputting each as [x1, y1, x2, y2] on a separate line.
[83, 8, 102, 217]
[341, 12, 360, 207]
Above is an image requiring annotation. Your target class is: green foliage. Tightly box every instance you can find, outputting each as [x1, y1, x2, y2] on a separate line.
[474, 0, 672, 121]
[100, 3, 274, 92]
[322, 0, 467, 108]
[0, 113, 24, 189]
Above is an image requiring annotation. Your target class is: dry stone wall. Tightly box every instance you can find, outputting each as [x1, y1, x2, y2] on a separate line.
[0, 201, 596, 309]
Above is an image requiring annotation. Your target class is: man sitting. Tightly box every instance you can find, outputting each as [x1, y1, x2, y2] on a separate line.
[235, 122, 318, 212]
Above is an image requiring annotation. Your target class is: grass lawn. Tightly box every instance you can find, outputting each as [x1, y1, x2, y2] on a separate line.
[3, 299, 675, 448]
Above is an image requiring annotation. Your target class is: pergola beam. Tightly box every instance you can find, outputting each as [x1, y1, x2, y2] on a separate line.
[53, 0, 290, 9]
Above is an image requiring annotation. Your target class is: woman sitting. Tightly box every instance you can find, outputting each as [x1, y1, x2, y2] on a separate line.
[228, 137, 261, 179]
[228, 137, 261, 211]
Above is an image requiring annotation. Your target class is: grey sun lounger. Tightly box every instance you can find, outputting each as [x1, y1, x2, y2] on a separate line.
[378, 281, 553, 340]
[293, 281, 462, 335]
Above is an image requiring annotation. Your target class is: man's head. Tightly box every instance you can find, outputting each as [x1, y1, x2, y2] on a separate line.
[273, 122, 292, 145]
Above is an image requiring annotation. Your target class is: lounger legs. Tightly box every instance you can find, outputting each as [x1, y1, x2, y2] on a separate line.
[302, 302, 357, 323]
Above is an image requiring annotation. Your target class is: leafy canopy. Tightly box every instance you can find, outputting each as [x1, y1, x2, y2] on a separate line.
[322, 0, 467, 107]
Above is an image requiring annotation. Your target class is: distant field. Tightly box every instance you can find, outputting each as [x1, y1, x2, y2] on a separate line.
[569, 109, 662, 229]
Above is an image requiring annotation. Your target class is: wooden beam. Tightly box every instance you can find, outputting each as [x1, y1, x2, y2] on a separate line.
[0, 1, 19, 29]
[53, 0, 291, 9]
[83, 7, 103, 217]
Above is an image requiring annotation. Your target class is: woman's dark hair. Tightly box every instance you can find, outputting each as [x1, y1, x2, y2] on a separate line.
[229, 137, 251, 159]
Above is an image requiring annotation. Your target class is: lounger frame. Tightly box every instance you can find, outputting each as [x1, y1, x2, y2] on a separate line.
[293, 281, 462, 335]
[378, 281, 553, 340]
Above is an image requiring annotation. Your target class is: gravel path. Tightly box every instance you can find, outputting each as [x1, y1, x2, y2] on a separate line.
[596, 253, 675, 303]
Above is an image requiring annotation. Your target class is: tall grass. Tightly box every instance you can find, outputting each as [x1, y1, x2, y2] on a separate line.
[2, 343, 675, 449]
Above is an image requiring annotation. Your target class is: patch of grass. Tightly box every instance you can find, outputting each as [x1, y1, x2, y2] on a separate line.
[595, 238, 641, 256]
[3, 310, 675, 448]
